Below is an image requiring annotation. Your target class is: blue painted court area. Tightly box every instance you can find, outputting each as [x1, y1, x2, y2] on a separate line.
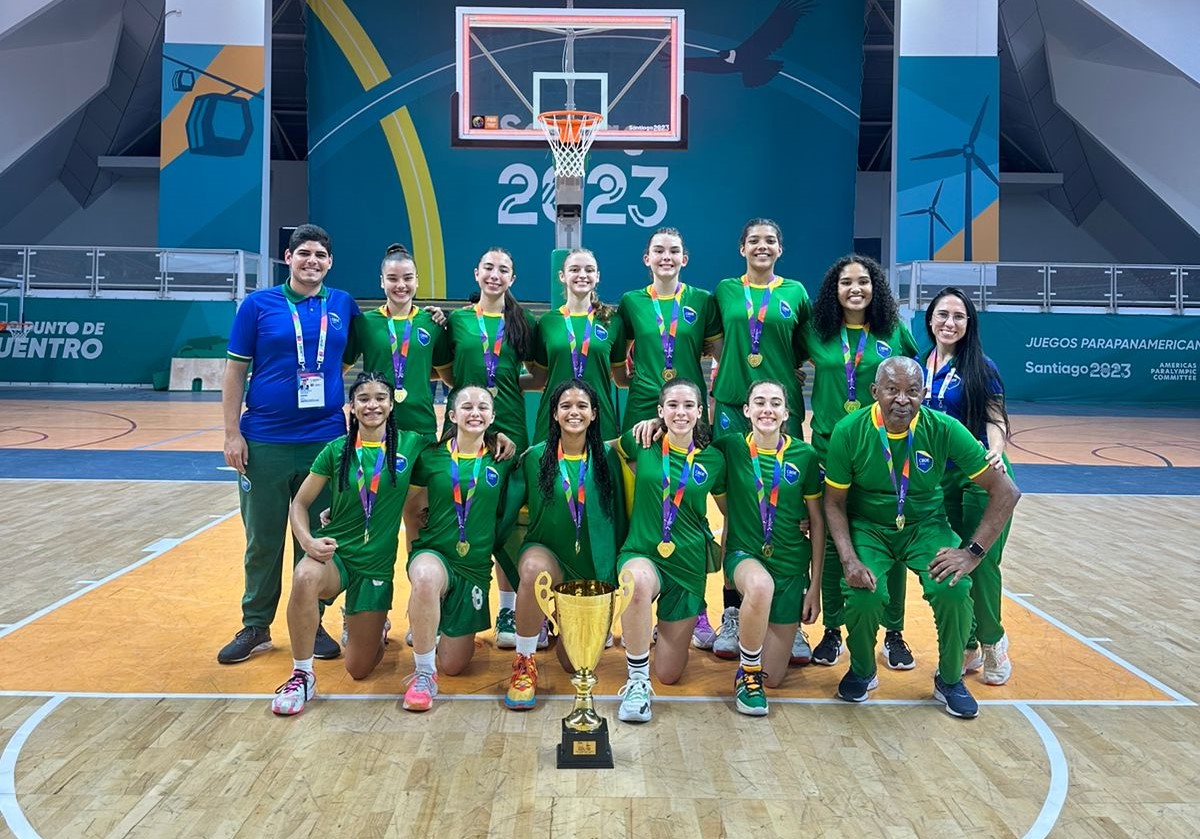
[1, 448, 1198, 494]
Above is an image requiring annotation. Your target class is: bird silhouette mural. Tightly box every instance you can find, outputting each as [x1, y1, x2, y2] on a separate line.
[910, 96, 999, 261]
[685, 0, 816, 87]
[901, 180, 952, 260]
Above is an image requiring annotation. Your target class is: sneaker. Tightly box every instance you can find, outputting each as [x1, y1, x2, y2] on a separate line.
[217, 626, 272, 664]
[313, 624, 341, 660]
[340, 609, 391, 648]
[605, 632, 614, 649]
[504, 654, 538, 710]
[271, 669, 316, 716]
[381, 617, 392, 646]
[537, 618, 550, 650]
[691, 611, 717, 650]
[405, 627, 413, 647]
[811, 627, 843, 666]
[494, 607, 517, 649]
[837, 669, 879, 703]
[712, 607, 740, 659]
[340, 606, 349, 648]
[962, 646, 983, 675]
[617, 677, 654, 723]
[933, 673, 979, 718]
[790, 628, 812, 666]
[882, 630, 916, 670]
[734, 666, 769, 716]
[981, 634, 1012, 686]
[402, 671, 439, 712]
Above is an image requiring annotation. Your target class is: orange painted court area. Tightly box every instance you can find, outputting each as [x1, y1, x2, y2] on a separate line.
[0, 514, 1170, 703]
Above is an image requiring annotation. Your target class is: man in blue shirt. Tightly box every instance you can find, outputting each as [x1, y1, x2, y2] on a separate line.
[218, 224, 361, 664]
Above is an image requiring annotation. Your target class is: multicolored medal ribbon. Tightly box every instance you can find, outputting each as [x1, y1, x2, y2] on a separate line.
[449, 438, 485, 556]
[354, 440, 386, 542]
[557, 443, 588, 554]
[474, 304, 506, 395]
[380, 304, 415, 403]
[872, 404, 916, 530]
[747, 434, 786, 558]
[285, 294, 328, 371]
[840, 323, 870, 412]
[742, 274, 776, 368]
[560, 305, 594, 380]
[650, 283, 683, 380]
[658, 435, 696, 557]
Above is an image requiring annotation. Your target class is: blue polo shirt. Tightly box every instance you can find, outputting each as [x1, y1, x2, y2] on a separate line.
[922, 351, 1004, 445]
[227, 283, 361, 444]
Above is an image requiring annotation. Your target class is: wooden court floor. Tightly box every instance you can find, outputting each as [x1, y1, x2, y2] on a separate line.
[0, 392, 1198, 838]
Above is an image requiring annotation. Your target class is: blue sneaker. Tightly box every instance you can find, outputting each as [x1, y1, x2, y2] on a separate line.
[933, 674, 979, 719]
[836, 669, 879, 703]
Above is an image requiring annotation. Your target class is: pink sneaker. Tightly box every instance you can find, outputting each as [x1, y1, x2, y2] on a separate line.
[271, 669, 316, 716]
[402, 671, 438, 712]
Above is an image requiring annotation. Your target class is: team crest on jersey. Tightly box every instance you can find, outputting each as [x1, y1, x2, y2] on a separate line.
[595, 323, 609, 341]
[915, 451, 934, 473]
[485, 465, 500, 487]
[682, 306, 698, 324]
[692, 464, 709, 484]
[876, 340, 892, 358]
[416, 327, 431, 346]
[719, 412, 730, 429]
[945, 372, 962, 389]
[783, 463, 800, 484]
[779, 300, 793, 319]
[396, 455, 408, 474]
[471, 585, 484, 610]
[329, 313, 343, 329]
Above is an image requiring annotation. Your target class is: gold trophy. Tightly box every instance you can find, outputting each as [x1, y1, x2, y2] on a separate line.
[534, 570, 633, 769]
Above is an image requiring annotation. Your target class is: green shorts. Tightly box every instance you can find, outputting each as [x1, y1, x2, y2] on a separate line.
[520, 542, 604, 584]
[616, 552, 703, 623]
[724, 550, 808, 625]
[319, 554, 393, 615]
[408, 550, 491, 638]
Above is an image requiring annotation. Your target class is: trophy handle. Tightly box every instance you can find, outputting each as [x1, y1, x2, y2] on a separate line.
[611, 568, 634, 628]
[533, 570, 558, 636]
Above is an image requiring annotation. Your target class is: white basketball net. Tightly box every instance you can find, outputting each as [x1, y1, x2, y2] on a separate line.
[537, 111, 602, 179]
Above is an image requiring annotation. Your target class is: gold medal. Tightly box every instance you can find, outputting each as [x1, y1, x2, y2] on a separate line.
[747, 353, 763, 368]
[456, 540, 471, 556]
[394, 387, 408, 404]
[895, 515, 905, 531]
[762, 543, 774, 558]
[364, 530, 370, 543]
[662, 367, 676, 381]
[844, 400, 861, 413]
[487, 386, 498, 397]
[574, 540, 581, 555]
[657, 540, 675, 558]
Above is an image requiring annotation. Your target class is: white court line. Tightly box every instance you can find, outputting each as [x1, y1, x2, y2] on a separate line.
[0, 511, 239, 641]
[1004, 589, 1195, 706]
[0, 695, 63, 839]
[0, 479, 233, 485]
[1017, 703, 1069, 839]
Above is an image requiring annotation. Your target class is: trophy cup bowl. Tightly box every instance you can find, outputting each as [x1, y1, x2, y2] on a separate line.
[534, 569, 633, 768]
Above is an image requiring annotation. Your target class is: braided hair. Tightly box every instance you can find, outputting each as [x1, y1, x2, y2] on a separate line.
[811, 254, 901, 341]
[337, 371, 399, 492]
[437, 383, 501, 458]
[537, 378, 615, 516]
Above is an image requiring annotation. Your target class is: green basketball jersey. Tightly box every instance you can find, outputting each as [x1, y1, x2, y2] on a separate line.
[824, 404, 989, 530]
[715, 433, 822, 577]
[310, 431, 430, 577]
[531, 309, 626, 443]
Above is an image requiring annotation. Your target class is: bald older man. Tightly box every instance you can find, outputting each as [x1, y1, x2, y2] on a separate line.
[822, 357, 1020, 718]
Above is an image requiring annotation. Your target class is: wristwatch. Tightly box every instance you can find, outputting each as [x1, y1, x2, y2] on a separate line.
[966, 541, 987, 559]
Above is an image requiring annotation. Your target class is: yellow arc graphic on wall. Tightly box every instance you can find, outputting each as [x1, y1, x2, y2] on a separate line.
[307, 0, 446, 297]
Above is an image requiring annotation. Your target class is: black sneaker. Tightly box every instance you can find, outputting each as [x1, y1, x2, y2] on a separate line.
[811, 627, 843, 666]
[313, 623, 341, 660]
[217, 626, 272, 664]
[882, 630, 916, 670]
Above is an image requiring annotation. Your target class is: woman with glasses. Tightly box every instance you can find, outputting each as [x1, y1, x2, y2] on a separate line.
[922, 287, 1015, 686]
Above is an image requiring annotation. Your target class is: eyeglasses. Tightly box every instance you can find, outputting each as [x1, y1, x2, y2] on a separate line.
[932, 311, 968, 324]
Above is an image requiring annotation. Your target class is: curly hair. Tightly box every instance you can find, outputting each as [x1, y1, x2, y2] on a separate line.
[811, 254, 901, 342]
[536, 378, 615, 518]
[337, 372, 398, 492]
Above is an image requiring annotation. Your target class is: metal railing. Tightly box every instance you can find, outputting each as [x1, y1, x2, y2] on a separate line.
[0, 246, 260, 301]
[896, 261, 1198, 314]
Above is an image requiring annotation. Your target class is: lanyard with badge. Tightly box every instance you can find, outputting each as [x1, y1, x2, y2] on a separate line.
[286, 294, 328, 409]
[924, 352, 956, 411]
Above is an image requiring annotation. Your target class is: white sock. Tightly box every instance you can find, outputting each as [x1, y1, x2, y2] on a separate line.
[626, 651, 650, 681]
[739, 644, 763, 670]
[499, 590, 516, 612]
[293, 657, 314, 675]
[414, 649, 437, 675]
[515, 633, 538, 656]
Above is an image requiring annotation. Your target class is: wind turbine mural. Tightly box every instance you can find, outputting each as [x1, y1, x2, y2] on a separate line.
[901, 180, 952, 260]
[910, 96, 998, 260]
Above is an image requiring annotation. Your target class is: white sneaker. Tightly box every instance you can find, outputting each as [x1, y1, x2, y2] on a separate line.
[495, 607, 517, 649]
[962, 646, 984, 675]
[271, 669, 316, 716]
[712, 607, 740, 660]
[790, 627, 812, 665]
[982, 634, 1012, 685]
[605, 632, 614, 649]
[405, 626, 413, 647]
[617, 677, 654, 723]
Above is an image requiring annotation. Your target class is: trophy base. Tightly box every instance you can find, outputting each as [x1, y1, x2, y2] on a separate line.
[556, 718, 614, 769]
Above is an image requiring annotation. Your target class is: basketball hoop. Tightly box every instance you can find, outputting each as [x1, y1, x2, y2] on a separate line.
[537, 110, 603, 179]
